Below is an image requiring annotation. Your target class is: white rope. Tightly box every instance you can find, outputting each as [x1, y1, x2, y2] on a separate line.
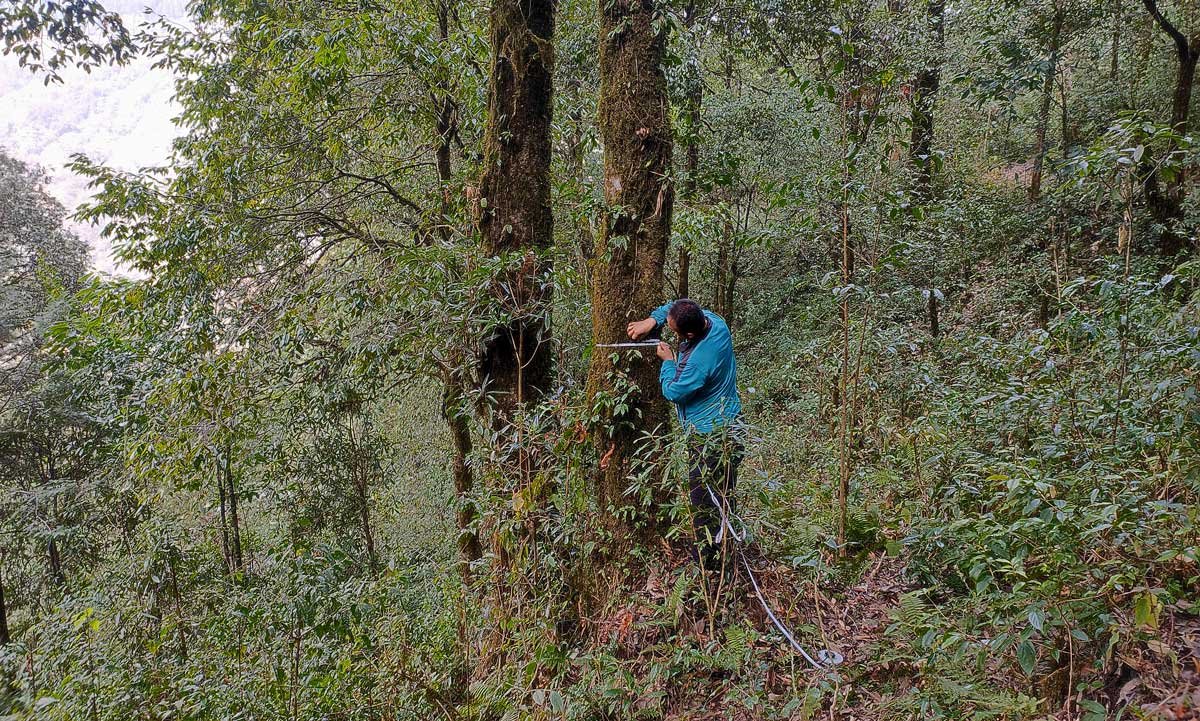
[739, 549, 825, 669]
[703, 481, 837, 670]
[705, 483, 744, 544]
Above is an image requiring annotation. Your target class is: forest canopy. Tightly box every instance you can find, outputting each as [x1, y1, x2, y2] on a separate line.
[1, 0, 1198, 719]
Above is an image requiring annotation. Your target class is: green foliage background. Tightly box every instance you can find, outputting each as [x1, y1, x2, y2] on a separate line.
[1, 0, 1198, 719]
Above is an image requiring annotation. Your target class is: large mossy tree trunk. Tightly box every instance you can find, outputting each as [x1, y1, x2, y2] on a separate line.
[586, 0, 674, 527]
[1141, 0, 1197, 257]
[477, 0, 557, 418]
[676, 0, 704, 299]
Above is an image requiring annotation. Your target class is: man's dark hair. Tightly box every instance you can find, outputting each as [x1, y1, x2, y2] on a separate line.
[668, 299, 706, 336]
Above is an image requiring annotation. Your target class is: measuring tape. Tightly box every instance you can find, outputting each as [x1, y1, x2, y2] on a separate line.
[594, 341, 661, 348]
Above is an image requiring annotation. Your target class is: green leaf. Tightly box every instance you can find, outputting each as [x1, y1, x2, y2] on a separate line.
[1078, 698, 1107, 721]
[1016, 639, 1037, 675]
[1133, 591, 1161, 630]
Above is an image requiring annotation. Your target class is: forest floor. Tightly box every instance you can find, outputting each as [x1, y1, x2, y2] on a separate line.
[1102, 610, 1200, 721]
[594, 543, 1199, 720]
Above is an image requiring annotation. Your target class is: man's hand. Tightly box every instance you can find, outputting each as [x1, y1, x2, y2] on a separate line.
[656, 341, 675, 361]
[627, 317, 656, 340]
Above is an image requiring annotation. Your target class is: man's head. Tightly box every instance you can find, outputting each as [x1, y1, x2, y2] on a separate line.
[667, 299, 706, 339]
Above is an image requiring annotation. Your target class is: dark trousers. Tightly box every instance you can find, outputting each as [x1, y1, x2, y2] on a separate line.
[687, 439, 742, 569]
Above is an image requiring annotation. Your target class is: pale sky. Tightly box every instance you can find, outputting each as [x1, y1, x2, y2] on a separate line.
[0, 1, 188, 275]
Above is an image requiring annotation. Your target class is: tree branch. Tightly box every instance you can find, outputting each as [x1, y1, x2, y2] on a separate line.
[1142, 0, 1193, 60]
[335, 171, 424, 213]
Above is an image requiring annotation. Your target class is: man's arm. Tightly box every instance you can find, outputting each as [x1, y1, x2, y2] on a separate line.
[648, 302, 672, 327]
[627, 301, 674, 340]
[659, 353, 708, 403]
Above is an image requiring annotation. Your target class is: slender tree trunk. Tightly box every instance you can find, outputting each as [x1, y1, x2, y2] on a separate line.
[1170, 51, 1197, 138]
[442, 373, 482, 579]
[0, 552, 10, 644]
[1061, 69, 1071, 159]
[168, 553, 187, 660]
[910, 0, 945, 199]
[1030, 5, 1064, 201]
[713, 213, 732, 316]
[218, 462, 232, 574]
[840, 20, 866, 276]
[586, 0, 674, 524]
[42, 459, 64, 584]
[477, 0, 557, 418]
[836, 203, 852, 557]
[425, 18, 483, 581]
[434, 1, 455, 245]
[726, 252, 738, 323]
[677, 239, 691, 299]
[1141, 0, 1197, 256]
[928, 291, 940, 337]
[564, 103, 596, 287]
[1149, 47, 1197, 256]
[47, 538, 63, 584]
[223, 446, 243, 575]
[348, 416, 378, 573]
[911, 14, 945, 348]
[1111, 0, 1121, 79]
[715, 200, 738, 323]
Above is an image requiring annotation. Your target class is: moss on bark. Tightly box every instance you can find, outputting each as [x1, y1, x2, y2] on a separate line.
[585, 0, 674, 525]
[477, 0, 557, 418]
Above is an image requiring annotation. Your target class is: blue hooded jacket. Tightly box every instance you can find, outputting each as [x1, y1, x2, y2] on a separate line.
[651, 302, 742, 434]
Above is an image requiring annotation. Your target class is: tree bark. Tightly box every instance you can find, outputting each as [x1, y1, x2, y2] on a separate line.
[910, 0, 945, 340]
[910, 0, 945, 199]
[586, 0, 674, 523]
[434, 1, 455, 245]
[442, 373, 482, 580]
[677, 0, 703, 299]
[677, 242, 691, 298]
[477, 0, 557, 418]
[1141, 0, 1197, 256]
[1030, 5, 1064, 201]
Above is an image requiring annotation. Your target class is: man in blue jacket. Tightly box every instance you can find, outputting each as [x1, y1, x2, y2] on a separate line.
[626, 299, 743, 569]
